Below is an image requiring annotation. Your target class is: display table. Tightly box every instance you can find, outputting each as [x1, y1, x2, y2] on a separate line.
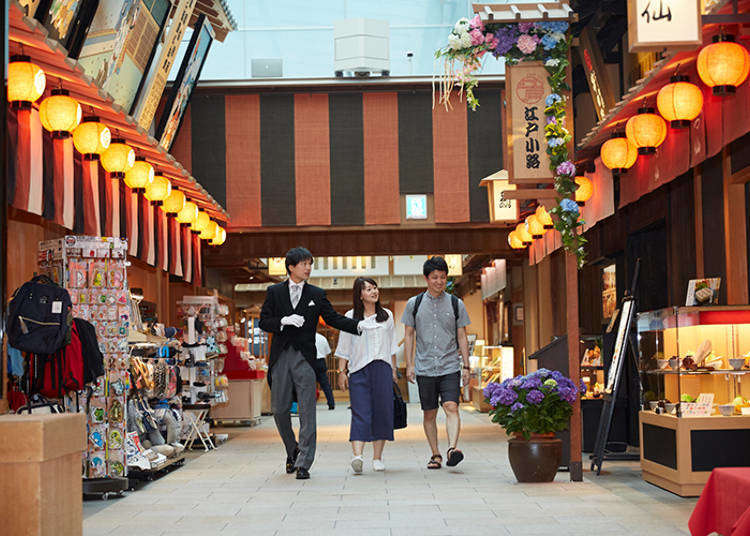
[689, 468, 750, 536]
[0, 413, 86, 536]
[640, 411, 750, 497]
[211, 378, 264, 422]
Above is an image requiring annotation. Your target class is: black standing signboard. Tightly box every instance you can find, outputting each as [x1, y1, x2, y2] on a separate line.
[590, 259, 642, 474]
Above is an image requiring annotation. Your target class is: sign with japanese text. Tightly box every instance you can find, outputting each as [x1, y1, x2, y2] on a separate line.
[506, 62, 553, 182]
[628, 0, 702, 52]
[579, 27, 617, 121]
[480, 170, 518, 222]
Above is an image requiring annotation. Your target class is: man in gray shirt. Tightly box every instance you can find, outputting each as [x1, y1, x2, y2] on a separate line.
[402, 256, 471, 469]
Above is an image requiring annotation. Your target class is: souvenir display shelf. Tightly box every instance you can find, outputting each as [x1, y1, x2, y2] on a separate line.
[636, 306, 750, 497]
[38, 236, 131, 482]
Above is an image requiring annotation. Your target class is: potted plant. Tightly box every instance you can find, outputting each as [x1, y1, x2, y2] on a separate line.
[484, 368, 585, 482]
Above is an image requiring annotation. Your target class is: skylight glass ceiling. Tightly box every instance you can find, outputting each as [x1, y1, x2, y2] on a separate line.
[188, 0, 505, 80]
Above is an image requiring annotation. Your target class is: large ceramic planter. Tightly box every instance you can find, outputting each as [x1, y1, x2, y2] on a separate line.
[507, 433, 562, 482]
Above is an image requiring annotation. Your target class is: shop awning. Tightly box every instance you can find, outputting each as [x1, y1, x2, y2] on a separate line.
[8, 2, 229, 222]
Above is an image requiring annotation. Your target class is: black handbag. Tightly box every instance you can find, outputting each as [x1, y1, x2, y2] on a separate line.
[393, 382, 407, 430]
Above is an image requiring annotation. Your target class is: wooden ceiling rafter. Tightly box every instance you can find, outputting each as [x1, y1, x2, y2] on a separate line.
[8, 1, 229, 222]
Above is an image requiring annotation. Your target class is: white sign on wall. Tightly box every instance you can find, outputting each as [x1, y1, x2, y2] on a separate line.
[628, 0, 702, 52]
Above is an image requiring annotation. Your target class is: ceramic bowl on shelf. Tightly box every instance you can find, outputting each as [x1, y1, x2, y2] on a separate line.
[718, 404, 735, 416]
[649, 401, 659, 411]
[665, 403, 677, 414]
[669, 358, 680, 371]
[656, 359, 669, 370]
[729, 358, 746, 371]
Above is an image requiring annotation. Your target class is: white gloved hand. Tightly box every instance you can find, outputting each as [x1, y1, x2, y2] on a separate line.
[281, 314, 305, 328]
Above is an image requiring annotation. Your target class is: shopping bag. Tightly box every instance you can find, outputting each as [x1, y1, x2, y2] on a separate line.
[393, 381, 407, 430]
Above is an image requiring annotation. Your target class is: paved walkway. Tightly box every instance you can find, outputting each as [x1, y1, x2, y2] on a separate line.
[84, 405, 696, 536]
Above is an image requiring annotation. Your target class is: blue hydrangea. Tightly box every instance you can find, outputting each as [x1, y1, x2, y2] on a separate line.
[527, 389, 545, 405]
[493, 387, 518, 407]
[560, 198, 580, 215]
[545, 93, 562, 107]
[548, 137, 564, 148]
[522, 375, 542, 389]
[510, 402, 524, 413]
[537, 21, 569, 33]
[541, 33, 560, 51]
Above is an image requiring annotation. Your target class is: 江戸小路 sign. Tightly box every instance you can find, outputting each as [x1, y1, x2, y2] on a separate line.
[506, 62, 553, 182]
[628, 0, 702, 52]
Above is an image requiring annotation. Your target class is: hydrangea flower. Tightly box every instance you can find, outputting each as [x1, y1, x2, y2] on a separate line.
[545, 58, 560, 67]
[560, 198, 580, 215]
[546, 93, 562, 106]
[548, 137, 564, 148]
[517, 33, 539, 54]
[522, 375, 542, 389]
[495, 387, 519, 406]
[527, 389, 545, 405]
[448, 33, 464, 50]
[541, 33, 560, 51]
[493, 26, 519, 56]
[510, 402, 524, 413]
[543, 378, 558, 388]
[537, 21, 569, 33]
[518, 22, 535, 33]
[484, 32, 499, 50]
[470, 14, 485, 32]
[556, 161, 576, 176]
[470, 29, 485, 46]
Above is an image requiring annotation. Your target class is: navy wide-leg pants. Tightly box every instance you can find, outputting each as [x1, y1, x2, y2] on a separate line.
[348, 360, 394, 442]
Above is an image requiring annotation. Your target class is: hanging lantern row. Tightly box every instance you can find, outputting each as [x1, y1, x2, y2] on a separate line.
[507, 204, 559, 250]
[7, 56, 227, 244]
[601, 34, 750, 175]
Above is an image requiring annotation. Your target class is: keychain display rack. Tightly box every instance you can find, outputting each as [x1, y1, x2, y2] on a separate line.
[38, 236, 131, 488]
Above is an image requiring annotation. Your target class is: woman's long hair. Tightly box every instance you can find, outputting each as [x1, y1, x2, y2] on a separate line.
[352, 277, 389, 323]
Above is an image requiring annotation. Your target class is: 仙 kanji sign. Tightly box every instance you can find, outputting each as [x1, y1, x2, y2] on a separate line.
[628, 0, 702, 52]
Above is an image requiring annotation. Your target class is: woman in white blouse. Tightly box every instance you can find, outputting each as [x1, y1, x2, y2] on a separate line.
[336, 277, 398, 474]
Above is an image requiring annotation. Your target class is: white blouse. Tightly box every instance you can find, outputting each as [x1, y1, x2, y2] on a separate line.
[335, 309, 398, 374]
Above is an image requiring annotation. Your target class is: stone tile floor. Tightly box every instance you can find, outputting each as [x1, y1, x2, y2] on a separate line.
[84, 405, 696, 536]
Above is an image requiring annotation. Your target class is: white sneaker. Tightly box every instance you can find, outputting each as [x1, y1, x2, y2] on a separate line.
[373, 459, 385, 472]
[351, 455, 364, 474]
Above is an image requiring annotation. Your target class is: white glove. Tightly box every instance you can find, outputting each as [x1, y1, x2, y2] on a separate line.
[357, 317, 379, 331]
[281, 314, 305, 328]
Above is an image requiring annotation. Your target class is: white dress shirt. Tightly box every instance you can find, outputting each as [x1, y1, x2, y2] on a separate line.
[315, 332, 332, 359]
[289, 280, 305, 309]
[335, 309, 398, 374]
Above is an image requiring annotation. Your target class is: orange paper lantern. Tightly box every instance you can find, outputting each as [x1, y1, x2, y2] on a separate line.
[100, 138, 135, 178]
[575, 176, 593, 206]
[124, 157, 154, 192]
[525, 214, 545, 239]
[656, 75, 704, 128]
[535, 205, 554, 230]
[515, 222, 533, 245]
[176, 200, 199, 226]
[73, 116, 111, 159]
[600, 134, 638, 174]
[508, 230, 524, 249]
[163, 188, 186, 215]
[697, 35, 750, 95]
[39, 89, 81, 138]
[625, 107, 667, 155]
[144, 173, 171, 205]
[192, 210, 211, 234]
[8, 55, 45, 109]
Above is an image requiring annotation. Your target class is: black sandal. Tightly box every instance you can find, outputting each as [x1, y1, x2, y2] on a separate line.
[427, 454, 442, 469]
[446, 447, 464, 467]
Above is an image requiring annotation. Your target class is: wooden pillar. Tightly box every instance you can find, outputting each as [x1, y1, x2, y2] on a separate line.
[566, 252, 582, 481]
[723, 148, 749, 305]
[693, 167, 705, 278]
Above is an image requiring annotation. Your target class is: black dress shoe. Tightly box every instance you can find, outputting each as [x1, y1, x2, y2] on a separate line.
[328, 404, 335, 410]
[285, 446, 300, 474]
[296, 467, 310, 480]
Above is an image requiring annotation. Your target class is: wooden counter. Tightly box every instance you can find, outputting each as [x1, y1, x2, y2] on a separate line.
[639, 410, 750, 497]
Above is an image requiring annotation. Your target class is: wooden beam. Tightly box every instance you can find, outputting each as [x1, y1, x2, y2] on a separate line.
[504, 190, 558, 200]
[694, 166, 704, 278]
[508, 178, 555, 185]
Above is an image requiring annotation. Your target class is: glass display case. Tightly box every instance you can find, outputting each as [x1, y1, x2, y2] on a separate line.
[637, 306, 750, 416]
[636, 306, 750, 496]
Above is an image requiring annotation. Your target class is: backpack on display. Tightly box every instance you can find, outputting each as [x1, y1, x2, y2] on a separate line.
[73, 318, 105, 383]
[29, 321, 85, 398]
[7, 275, 72, 355]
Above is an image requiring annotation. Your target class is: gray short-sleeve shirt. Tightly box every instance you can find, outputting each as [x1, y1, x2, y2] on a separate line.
[401, 291, 470, 377]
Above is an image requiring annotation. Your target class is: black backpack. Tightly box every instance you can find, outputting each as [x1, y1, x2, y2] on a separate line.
[73, 318, 105, 383]
[7, 275, 72, 355]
